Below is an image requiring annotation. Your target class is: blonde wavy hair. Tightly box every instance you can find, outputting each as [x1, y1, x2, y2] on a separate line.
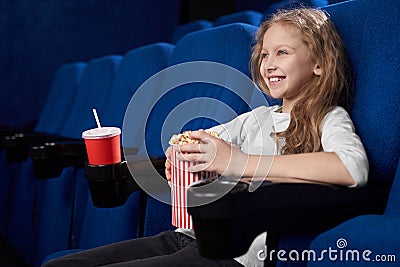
[250, 7, 352, 154]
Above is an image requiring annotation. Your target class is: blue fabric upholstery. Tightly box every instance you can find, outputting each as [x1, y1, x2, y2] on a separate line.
[34, 62, 87, 135]
[59, 55, 122, 139]
[143, 196, 174, 237]
[71, 42, 174, 247]
[0, 152, 13, 238]
[101, 43, 174, 128]
[6, 159, 37, 265]
[2, 62, 89, 266]
[144, 23, 258, 157]
[264, 0, 329, 19]
[70, 170, 141, 249]
[137, 23, 258, 237]
[327, 1, 400, 185]
[273, 0, 400, 266]
[39, 43, 174, 266]
[31, 56, 121, 267]
[304, 0, 400, 266]
[308, 160, 400, 266]
[0, 63, 86, 240]
[324, 0, 400, 185]
[170, 20, 213, 44]
[214, 10, 263, 27]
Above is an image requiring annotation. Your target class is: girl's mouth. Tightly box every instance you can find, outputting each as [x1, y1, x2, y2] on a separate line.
[268, 76, 286, 85]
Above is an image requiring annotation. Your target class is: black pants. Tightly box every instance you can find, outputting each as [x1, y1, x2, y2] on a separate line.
[42, 231, 244, 267]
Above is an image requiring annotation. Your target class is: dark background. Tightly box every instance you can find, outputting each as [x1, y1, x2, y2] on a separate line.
[0, 0, 275, 129]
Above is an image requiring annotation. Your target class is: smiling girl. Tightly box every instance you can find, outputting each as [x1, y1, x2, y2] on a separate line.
[173, 8, 368, 188]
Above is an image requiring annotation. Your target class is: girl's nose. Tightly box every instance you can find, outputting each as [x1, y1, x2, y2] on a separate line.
[267, 64, 277, 72]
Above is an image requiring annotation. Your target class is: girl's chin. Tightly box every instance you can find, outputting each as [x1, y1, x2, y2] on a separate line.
[268, 90, 284, 99]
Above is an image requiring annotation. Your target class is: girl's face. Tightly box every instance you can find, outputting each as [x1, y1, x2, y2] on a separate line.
[260, 23, 321, 111]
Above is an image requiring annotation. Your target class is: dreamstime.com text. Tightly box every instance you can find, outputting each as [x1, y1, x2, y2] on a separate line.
[257, 238, 396, 263]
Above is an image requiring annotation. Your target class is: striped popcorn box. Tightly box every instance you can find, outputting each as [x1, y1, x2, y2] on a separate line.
[170, 145, 217, 229]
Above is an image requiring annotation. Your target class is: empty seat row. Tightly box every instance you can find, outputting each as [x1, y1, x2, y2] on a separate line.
[169, 0, 333, 44]
[0, 21, 263, 267]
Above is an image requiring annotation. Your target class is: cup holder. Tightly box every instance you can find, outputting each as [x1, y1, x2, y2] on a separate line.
[85, 161, 140, 208]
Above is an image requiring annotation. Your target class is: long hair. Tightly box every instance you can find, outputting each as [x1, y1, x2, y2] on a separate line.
[250, 8, 352, 154]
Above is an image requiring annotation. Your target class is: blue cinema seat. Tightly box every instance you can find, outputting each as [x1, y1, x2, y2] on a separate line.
[39, 43, 174, 266]
[308, 160, 400, 267]
[32, 62, 88, 136]
[264, 0, 328, 18]
[8, 55, 121, 267]
[0, 62, 86, 240]
[214, 10, 263, 27]
[124, 22, 263, 237]
[170, 20, 213, 44]
[69, 42, 174, 248]
[306, 0, 400, 266]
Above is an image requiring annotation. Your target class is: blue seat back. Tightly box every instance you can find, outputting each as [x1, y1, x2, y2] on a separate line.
[126, 23, 258, 237]
[214, 10, 263, 27]
[324, 0, 400, 185]
[143, 23, 258, 157]
[32, 55, 121, 266]
[34, 62, 87, 135]
[59, 55, 122, 139]
[70, 42, 174, 249]
[7, 160, 38, 265]
[0, 62, 86, 241]
[264, 0, 328, 18]
[170, 20, 213, 44]
[101, 43, 174, 128]
[278, 1, 400, 265]
[385, 159, 400, 217]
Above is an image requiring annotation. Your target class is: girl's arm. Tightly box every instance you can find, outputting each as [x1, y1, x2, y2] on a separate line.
[177, 130, 356, 187]
[246, 152, 355, 186]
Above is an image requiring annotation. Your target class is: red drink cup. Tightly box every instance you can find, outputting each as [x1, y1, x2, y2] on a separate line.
[82, 127, 121, 165]
[170, 145, 217, 229]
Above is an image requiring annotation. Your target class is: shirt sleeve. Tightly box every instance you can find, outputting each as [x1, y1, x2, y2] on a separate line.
[321, 107, 369, 187]
[207, 107, 260, 146]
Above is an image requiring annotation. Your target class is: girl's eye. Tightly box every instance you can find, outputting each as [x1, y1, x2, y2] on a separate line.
[277, 50, 288, 56]
[261, 53, 269, 59]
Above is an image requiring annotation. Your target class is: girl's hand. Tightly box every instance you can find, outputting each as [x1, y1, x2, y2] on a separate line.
[165, 146, 172, 181]
[176, 130, 249, 177]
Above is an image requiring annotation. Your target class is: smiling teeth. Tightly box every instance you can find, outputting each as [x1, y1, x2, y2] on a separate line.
[269, 77, 283, 82]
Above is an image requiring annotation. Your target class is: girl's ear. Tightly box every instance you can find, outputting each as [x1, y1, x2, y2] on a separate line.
[313, 64, 322, 76]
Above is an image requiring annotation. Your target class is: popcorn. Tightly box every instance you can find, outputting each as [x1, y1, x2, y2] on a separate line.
[169, 130, 220, 145]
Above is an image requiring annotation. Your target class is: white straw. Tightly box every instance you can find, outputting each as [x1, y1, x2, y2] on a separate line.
[92, 108, 101, 128]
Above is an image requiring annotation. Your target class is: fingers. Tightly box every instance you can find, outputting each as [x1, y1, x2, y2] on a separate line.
[189, 163, 210, 172]
[165, 146, 172, 160]
[165, 158, 171, 181]
[165, 146, 173, 181]
[188, 129, 208, 140]
[176, 150, 204, 162]
[176, 143, 202, 154]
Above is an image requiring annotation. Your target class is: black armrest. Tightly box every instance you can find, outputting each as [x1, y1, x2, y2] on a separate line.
[187, 178, 390, 259]
[0, 125, 35, 152]
[84, 156, 167, 208]
[2, 132, 77, 162]
[30, 141, 87, 179]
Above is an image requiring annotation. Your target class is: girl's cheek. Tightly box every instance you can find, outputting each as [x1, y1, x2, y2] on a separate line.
[259, 63, 266, 78]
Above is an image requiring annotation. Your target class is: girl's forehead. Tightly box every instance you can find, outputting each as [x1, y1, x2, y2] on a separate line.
[265, 23, 301, 38]
[262, 23, 303, 46]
